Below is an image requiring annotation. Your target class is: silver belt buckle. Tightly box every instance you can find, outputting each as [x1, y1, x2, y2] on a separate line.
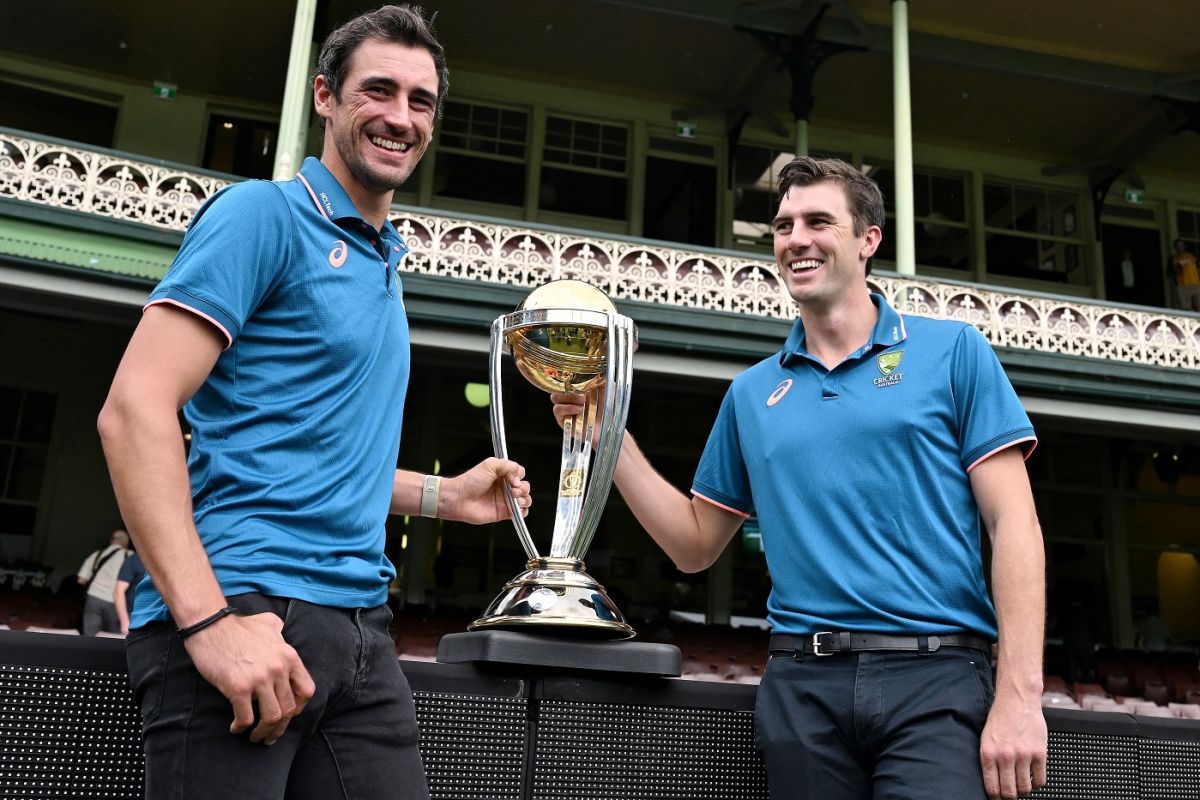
[812, 631, 834, 656]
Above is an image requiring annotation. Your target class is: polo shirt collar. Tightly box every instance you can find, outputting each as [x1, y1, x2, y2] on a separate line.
[296, 156, 405, 253]
[297, 157, 362, 222]
[780, 292, 907, 365]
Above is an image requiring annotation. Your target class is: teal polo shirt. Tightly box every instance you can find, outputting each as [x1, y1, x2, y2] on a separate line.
[692, 294, 1035, 638]
[133, 158, 411, 627]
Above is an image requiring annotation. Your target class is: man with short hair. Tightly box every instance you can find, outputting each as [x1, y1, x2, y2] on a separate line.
[554, 156, 1048, 799]
[76, 529, 130, 635]
[98, 6, 531, 798]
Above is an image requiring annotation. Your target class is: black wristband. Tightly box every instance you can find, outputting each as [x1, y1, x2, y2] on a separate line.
[176, 606, 239, 639]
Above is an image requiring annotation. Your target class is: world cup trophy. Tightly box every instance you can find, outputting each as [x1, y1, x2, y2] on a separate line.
[471, 279, 636, 639]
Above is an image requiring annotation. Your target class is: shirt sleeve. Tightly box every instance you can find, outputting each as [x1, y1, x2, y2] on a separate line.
[76, 552, 96, 581]
[117, 556, 136, 583]
[691, 385, 754, 516]
[951, 324, 1037, 471]
[146, 180, 293, 348]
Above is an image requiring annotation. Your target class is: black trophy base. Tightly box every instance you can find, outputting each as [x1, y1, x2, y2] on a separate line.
[437, 629, 682, 677]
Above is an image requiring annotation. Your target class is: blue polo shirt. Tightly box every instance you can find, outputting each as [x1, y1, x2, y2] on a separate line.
[693, 294, 1035, 638]
[132, 157, 411, 627]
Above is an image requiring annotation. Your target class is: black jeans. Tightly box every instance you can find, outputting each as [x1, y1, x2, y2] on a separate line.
[755, 648, 994, 800]
[126, 593, 429, 800]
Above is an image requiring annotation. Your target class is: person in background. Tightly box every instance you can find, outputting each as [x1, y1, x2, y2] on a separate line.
[75, 529, 130, 635]
[1169, 238, 1200, 311]
[113, 548, 146, 636]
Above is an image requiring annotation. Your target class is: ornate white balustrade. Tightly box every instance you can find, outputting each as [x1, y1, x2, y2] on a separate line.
[394, 213, 1200, 371]
[3, 131, 1199, 371]
[0, 132, 232, 230]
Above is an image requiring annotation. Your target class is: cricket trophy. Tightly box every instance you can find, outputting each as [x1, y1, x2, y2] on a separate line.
[470, 279, 636, 639]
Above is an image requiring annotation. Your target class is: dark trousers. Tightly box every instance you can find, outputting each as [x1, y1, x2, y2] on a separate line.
[755, 648, 994, 800]
[82, 595, 119, 636]
[126, 594, 429, 800]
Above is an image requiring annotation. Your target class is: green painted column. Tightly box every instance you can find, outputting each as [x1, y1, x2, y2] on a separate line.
[273, 0, 319, 180]
[794, 118, 808, 158]
[892, 0, 916, 275]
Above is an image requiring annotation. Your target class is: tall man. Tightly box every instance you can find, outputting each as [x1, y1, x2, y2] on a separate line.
[75, 528, 130, 635]
[554, 157, 1047, 800]
[98, 7, 531, 799]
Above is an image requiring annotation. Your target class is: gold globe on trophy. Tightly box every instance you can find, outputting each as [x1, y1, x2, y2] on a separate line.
[471, 279, 637, 638]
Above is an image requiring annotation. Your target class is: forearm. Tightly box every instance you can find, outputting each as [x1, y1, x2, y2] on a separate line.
[98, 399, 226, 628]
[990, 515, 1046, 700]
[113, 581, 130, 627]
[612, 433, 736, 572]
[389, 469, 427, 516]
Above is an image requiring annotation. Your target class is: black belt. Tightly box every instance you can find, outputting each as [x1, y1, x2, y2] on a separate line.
[769, 632, 992, 657]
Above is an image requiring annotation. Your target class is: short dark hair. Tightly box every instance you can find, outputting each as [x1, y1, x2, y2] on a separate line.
[776, 156, 885, 273]
[313, 4, 449, 122]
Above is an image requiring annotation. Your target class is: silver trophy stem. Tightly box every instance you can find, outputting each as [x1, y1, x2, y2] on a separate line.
[549, 391, 596, 557]
[569, 315, 633, 560]
[489, 318, 539, 560]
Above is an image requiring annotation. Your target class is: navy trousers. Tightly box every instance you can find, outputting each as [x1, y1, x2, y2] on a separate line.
[755, 647, 994, 800]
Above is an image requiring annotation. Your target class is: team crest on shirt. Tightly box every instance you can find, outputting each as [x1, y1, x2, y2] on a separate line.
[873, 350, 903, 388]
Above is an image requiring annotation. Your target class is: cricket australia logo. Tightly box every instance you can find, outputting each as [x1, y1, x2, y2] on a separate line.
[873, 350, 904, 388]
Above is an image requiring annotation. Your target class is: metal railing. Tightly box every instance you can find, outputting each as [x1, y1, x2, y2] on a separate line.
[3, 130, 1198, 371]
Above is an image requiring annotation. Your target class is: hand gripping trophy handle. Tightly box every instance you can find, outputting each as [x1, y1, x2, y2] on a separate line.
[474, 280, 637, 638]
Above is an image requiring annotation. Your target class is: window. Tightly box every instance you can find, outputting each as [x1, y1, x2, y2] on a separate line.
[982, 181, 1086, 284]
[539, 115, 629, 220]
[865, 164, 971, 271]
[203, 114, 279, 179]
[0, 386, 56, 537]
[0, 80, 118, 148]
[1176, 208, 1200, 254]
[433, 101, 529, 207]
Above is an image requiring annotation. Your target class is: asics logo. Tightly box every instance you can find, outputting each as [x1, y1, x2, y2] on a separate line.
[328, 240, 347, 268]
[766, 379, 793, 407]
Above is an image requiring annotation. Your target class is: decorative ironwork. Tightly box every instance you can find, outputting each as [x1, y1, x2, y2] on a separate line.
[2, 132, 1198, 371]
[0, 132, 231, 232]
[394, 212, 1200, 371]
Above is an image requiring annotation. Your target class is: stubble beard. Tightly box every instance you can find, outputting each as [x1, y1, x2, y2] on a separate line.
[336, 125, 418, 193]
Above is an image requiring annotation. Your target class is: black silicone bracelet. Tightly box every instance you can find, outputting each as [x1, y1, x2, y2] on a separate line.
[176, 605, 239, 639]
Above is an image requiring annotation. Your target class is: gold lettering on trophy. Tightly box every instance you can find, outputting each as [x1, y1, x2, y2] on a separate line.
[560, 468, 585, 497]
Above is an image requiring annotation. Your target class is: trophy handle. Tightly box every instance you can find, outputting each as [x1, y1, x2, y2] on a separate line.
[489, 318, 539, 560]
[569, 314, 634, 560]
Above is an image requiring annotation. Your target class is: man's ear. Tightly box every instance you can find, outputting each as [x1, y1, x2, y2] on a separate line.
[860, 226, 883, 260]
[313, 75, 334, 122]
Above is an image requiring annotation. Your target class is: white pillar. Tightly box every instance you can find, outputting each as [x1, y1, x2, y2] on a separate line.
[892, 0, 916, 275]
[273, 0, 319, 180]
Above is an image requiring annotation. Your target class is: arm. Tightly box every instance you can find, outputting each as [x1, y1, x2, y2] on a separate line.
[389, 461, 531, 523]
[77, 552, 95, 585]
[970, 446, 1047, 799]
[98, 305, 314, 745]
[113, 579, 132, 635]
[552, 392, 743, 572]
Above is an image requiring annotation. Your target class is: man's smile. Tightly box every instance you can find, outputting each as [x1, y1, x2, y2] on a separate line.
[369, 135, 411, 153]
